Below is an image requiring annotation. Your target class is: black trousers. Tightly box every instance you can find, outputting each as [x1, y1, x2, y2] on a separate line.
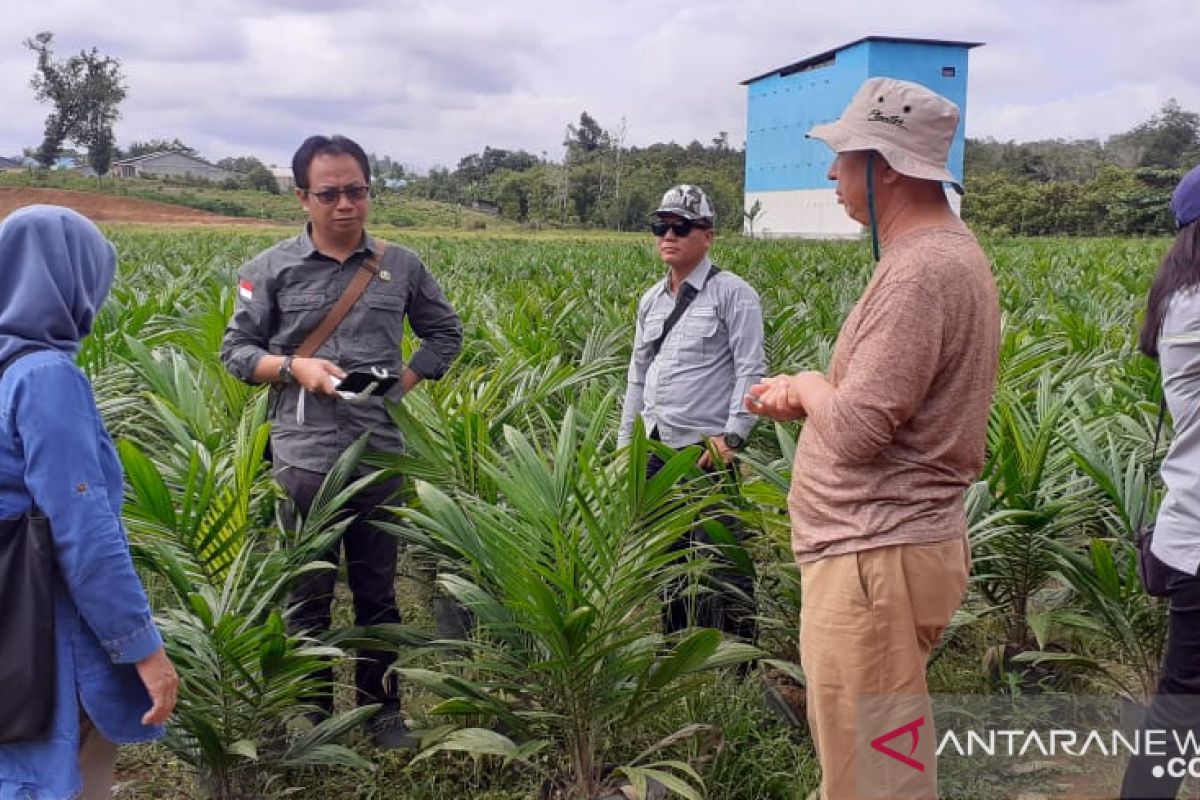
[647, 449, 757, 643]
[277, 466, 404, 710]
[1121, 566, 1200, 799]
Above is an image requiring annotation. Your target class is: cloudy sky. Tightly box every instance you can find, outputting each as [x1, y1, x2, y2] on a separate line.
[1, 0, 1197, 172]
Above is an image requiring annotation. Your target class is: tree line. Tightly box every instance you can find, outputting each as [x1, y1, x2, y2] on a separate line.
[405, 113, 745, 233]
[405, 101, 1200, 236]
[962, 100, 1200, 235]
[20, 30, 1200, 236]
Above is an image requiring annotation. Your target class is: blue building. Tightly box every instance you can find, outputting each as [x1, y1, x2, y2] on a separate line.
[741, 36, 981, 237]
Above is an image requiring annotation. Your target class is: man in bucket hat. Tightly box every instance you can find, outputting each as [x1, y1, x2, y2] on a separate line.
[746, 78, 1001, 799]
[619, 184, 765, 641]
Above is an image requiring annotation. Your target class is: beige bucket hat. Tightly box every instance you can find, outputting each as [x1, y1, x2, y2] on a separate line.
[807, 77, 964, 194]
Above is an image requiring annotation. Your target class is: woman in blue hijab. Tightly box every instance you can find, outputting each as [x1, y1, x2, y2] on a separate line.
[0, 206, 177, 800]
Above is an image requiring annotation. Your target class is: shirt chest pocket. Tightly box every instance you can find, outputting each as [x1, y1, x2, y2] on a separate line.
[643, 313, 667, 344]
[277, 291, 330, 346]
[280, 291, 326, 311]
[347, 290, 407, 359]
[680, 305, 722, 357]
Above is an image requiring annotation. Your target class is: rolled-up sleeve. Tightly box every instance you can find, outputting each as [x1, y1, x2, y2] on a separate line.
[405, 261, 462, 380]
[17, 361, 162, 664]
[220, 255, 273, 382]
[723, 285, 765, 440]
[806, 282, 942, 463]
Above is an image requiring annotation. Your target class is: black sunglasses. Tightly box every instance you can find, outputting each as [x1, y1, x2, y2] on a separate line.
[650, 219, 710, 237]
[306, 185, 370, 205]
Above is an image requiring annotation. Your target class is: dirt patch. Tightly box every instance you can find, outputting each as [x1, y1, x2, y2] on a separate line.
[0, 187, 272, 225]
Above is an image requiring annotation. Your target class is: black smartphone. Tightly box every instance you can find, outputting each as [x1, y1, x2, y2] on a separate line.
[336, 368, 398, 396]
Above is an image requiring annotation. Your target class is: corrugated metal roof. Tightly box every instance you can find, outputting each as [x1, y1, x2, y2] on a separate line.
[740, 36, 983, 85]
[112, 150, 217, 167]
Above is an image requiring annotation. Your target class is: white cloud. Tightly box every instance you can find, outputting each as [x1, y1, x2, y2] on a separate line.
[1, 0, 1197, 169]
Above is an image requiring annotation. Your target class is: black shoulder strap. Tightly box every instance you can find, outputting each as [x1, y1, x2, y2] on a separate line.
[649, 264, 722, 360]
[1134, 396, 1168, 533]
[1134, 320, 1169, 533]
[0, 346, 53, 518]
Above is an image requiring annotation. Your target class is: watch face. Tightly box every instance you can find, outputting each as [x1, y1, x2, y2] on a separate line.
[725, 433, 745, 450]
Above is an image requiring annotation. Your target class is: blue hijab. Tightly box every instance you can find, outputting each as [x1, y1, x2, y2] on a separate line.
[0, 205, 116, 365]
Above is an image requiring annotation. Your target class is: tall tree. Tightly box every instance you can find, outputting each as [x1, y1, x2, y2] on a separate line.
[568, 112, 610, 154]
[25, 31, 127, 174]
[1106, 99, 1200, 169]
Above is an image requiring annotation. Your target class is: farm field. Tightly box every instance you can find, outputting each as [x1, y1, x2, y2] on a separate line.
[0, 172, 519, 231]
[60, 225, 1179, 798]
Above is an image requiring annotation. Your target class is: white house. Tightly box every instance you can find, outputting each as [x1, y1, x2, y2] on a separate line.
[113, 151, 237, 182]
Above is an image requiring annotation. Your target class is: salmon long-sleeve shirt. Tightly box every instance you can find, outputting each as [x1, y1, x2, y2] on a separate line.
[789, 225, 1001, 564]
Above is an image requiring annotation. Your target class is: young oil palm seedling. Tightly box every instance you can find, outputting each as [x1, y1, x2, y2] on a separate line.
[736, 421, 803, 664]
[383, 410, 758, 799]
[376, 349, 621, 504]
[120, 399, 397, 798]
[1011, 417, 1168, 702]
[973, 372, 1094, 652]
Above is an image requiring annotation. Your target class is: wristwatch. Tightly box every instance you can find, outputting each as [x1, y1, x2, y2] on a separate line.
[278, 354, 296, 384]
[724, 432, 747, 451]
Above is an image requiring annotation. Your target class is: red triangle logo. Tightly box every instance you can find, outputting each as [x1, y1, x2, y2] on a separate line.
[869, 716, 926, 772]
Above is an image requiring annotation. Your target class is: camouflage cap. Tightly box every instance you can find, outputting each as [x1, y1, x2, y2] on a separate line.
[654, 184, 715, 223]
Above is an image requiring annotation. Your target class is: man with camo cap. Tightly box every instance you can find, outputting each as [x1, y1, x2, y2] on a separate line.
[619, 184, 765, 640]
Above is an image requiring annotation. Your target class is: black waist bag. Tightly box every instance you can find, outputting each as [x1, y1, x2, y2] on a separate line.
[0, 506, 55, 742]
[0, 345, 56, 743]
[1137, 523, 1172, 598]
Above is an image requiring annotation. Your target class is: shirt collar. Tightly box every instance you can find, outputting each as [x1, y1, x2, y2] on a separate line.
[657, 255, 715, 298]
[299, 223, 375, 260]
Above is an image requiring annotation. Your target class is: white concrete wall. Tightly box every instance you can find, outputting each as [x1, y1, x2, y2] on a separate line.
[743, 188, 963, 239]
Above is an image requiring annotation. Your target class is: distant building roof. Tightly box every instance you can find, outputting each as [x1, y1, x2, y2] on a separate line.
[113, 150, 216, 168]
[741, 36, 984, 85]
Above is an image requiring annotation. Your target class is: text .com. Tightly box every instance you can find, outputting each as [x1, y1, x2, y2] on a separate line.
[1154, 757, 1200, 780]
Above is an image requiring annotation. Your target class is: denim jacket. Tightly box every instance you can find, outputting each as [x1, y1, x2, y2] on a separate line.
[0, 352, 163, 800]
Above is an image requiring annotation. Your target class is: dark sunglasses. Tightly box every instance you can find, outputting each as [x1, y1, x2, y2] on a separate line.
[650, 219, 709, 237]
[306, 185, 370, 205]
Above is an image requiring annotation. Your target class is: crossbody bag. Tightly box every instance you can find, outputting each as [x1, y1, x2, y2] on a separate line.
[0, 346, 57, 743]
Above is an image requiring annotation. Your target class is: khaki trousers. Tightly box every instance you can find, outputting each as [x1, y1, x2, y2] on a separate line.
[799, 537, 969, 800]
[78, 713, 118, 800]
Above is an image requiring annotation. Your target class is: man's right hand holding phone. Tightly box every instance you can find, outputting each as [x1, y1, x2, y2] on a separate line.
[286, 356, 345, 396]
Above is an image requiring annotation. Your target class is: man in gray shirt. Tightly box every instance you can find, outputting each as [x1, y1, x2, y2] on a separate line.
[619, 184, 765, 639]
[220, 134, 462, 749]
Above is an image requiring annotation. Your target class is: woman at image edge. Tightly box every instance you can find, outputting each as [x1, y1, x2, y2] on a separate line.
[1124, 163, 1200, 800]
[0, 206, 177, 800]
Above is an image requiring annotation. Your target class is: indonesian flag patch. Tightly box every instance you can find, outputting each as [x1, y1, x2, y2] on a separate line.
[238, 279, 254, 301]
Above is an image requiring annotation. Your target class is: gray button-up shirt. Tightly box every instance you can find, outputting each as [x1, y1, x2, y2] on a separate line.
[619, 256, 765, 449]
[220, 227, 462, 473]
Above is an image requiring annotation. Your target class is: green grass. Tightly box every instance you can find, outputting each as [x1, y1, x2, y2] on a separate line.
[0, 170, 517, 230]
